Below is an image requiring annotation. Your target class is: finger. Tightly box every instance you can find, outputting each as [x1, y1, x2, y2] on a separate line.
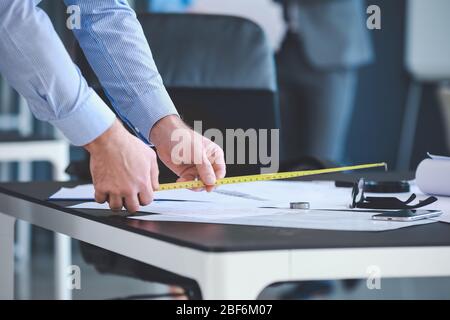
[95, 190, 107, 204]
[212, 152, 226, 180]
[211, 160, 226, 190]
[206, 162, 226, 192]
[124, 194, 140, 214]
[108, 194, 123, 212]
[213, 162, 226, 179]
[209, 147, 226, 179]
[196, 154, 216, 190]
[150, 156, 160, 191]
[138, 188, 153, 206]
[206, 147, 226, 192]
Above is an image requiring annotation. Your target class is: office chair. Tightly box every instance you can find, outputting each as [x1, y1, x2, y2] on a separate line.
[72, 13, 280, 181]
[71, 13, 279, 299]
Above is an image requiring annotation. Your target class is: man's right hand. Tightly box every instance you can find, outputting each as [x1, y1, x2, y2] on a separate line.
[84, 120, 159, 213]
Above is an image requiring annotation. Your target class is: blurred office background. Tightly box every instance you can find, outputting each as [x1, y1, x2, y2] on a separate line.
[1, 0, 450, 299]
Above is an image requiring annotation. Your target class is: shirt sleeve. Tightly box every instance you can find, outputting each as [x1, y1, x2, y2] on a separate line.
[64, 0, 179, 144]
[0, 1, 117, 146]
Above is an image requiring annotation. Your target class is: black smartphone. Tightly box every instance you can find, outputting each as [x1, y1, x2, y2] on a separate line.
[372, 210, 442, 222]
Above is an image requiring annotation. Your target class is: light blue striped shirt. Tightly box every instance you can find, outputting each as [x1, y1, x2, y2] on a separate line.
[0, 0, 178, 146]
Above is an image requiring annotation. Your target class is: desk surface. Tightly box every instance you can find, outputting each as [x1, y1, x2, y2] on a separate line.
[1, 177, 450, 253]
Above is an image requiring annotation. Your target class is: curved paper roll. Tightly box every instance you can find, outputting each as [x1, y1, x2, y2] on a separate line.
[416, 158, 450, 196]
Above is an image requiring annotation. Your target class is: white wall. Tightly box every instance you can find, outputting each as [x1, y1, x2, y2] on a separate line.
[190, 0, 287, 50]
[405, 0, 450, 80]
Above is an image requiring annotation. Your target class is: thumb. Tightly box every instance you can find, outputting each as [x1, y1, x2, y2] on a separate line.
[196, 154, 216, 186]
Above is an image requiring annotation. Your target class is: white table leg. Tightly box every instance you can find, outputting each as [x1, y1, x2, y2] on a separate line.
[0, 212, 16, 300]
[15, 217, 32, 300]
[54, 233, 72, 300]
[15, 220, 32, 262]
[51, 145, 72, 300]
[196, 251, 290, 300]
[16, 161, 32, 264]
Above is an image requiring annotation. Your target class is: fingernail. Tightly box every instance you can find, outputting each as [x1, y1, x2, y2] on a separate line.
[205, 174, 215, 185]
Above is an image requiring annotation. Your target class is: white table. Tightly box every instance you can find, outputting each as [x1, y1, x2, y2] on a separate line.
[1, 181, 450, 299]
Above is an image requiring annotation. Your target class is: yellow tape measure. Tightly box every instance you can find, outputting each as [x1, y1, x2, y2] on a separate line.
[158, 162, 387, 191]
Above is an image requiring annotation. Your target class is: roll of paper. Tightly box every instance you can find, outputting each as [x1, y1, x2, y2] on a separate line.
[416, 158, 450, 196]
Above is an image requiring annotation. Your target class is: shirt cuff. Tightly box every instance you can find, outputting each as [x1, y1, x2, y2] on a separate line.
[124, 87, 179, 143]
[49, 90, 116, 146]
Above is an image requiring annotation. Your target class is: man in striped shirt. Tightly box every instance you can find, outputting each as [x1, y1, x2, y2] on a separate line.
[0, 0, 226, 213]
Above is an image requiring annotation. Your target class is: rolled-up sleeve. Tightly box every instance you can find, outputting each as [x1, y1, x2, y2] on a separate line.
[65, 0, 179, 144]
[0, 1, 116, 146]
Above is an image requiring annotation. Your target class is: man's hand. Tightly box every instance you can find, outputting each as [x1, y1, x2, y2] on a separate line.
[84, 120, 159, 213]
[150, 116, 226, 192]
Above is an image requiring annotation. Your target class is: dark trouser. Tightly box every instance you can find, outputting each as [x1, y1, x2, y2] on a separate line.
[80, 242, 202, 299]
[275, 32, 361, 298]
[276, 32, 358, 164]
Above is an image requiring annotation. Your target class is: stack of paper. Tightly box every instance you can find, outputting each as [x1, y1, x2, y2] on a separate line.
[50, 180, 450, 232]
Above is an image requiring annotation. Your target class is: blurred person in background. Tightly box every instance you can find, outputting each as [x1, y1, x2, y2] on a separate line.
[275, 0, 373, 165]
[273, 0, 373, 299]
[143, 0, 373, 166]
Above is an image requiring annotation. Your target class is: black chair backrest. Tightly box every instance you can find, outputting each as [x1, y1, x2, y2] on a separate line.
[74, 13, 280, 180]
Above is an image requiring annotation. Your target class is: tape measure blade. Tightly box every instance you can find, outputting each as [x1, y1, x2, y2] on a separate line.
[157, 162, 386, 191]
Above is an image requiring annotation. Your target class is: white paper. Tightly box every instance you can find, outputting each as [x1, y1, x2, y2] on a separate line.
[52, 181, 450, 211]
[61, 180, 450, 229]
[70, 200, 437, 231]
[49, 184, 95, 200]
[437, 212, 450, 224]
[70, 201, 281, 220]
[127, 208, 435, 232]
[216, 181, 350, 209]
